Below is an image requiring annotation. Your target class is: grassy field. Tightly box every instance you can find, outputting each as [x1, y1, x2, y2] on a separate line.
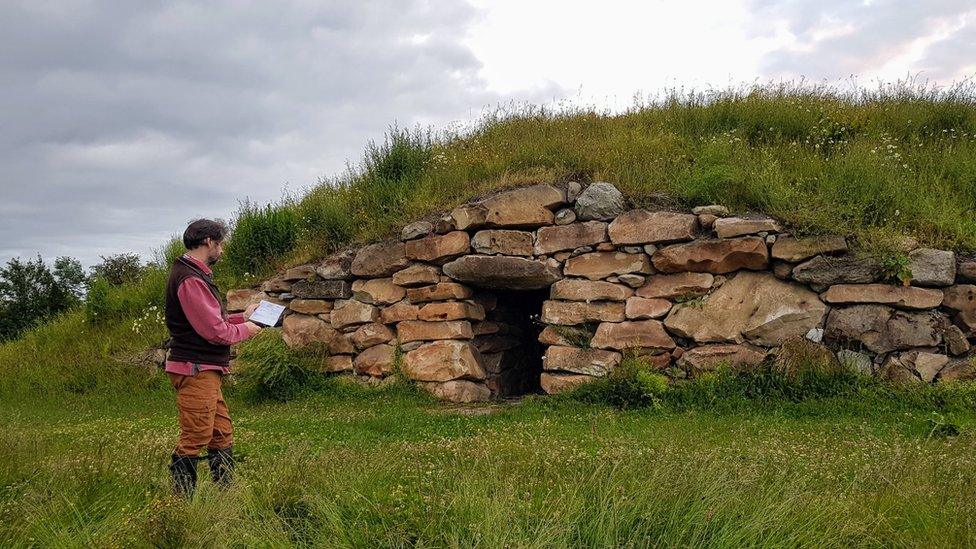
[3, 374, 976, 548]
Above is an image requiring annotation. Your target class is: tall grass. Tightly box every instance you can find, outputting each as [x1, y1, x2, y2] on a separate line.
[226, 80, 976, 275]
[3, 375, 976, 547]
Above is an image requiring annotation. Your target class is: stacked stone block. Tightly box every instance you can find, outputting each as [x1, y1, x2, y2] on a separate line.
[227, 180, 976, 402]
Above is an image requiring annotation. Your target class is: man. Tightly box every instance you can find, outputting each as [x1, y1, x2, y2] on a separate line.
[164, 219, 262, 498]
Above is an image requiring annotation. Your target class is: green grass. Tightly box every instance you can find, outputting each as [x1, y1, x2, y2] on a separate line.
[220, 80, 976, 278]
[3, 375, 976, 547]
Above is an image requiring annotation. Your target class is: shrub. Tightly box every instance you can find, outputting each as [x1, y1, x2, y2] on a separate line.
[569, 353, 671, 409]
[232, 330, 321, 402]
[89, 253, 144, 286]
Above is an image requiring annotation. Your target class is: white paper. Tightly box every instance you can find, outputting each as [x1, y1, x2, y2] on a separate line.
[248, 300, 286, 327]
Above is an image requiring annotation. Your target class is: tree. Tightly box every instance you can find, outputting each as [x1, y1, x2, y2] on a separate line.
[89, 253, 144, 286]
[0, 255, 86, 341]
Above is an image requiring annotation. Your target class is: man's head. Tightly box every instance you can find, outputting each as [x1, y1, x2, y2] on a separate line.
[183, 219, 229, 266]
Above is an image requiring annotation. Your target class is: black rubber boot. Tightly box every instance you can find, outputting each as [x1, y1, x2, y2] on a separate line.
[169, 453, 198, 499]
[207, 446, 234, 488]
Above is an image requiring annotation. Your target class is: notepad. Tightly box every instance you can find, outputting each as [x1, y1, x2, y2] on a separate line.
[248, 300, 286, 327]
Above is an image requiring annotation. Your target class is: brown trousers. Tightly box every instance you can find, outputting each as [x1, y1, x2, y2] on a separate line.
[168, 370, 233, 456]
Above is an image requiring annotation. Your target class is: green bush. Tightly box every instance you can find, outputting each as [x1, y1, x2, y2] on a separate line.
[232, 330, 321, 402]
[569, 354, 672, 409]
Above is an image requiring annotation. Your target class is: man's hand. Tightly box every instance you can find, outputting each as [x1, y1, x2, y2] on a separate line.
[243, 303, 259, 320]
[244, 321, 262, 337]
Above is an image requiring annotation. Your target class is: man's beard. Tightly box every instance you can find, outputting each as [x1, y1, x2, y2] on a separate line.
[205, 253, 220, 266]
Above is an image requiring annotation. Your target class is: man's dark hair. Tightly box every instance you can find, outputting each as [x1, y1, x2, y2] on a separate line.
[183, 219, 228, 250]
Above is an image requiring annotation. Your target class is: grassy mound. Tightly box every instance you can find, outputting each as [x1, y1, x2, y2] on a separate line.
[3, 81, 976, 402]
[223, 81, 976, 283]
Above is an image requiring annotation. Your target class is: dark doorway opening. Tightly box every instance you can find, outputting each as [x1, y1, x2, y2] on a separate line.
[475, 288, 549, 398]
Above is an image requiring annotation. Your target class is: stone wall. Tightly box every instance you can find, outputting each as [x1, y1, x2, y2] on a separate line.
[227, 181, 976, 402]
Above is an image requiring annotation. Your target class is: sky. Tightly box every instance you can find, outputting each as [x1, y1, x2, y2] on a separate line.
[1, 0, 974, 270]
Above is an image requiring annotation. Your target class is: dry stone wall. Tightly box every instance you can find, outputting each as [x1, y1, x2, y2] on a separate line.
[227, 181, 976, 402]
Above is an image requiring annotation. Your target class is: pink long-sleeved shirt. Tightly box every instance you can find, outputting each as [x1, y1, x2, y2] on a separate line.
[165, 254, 251, 376]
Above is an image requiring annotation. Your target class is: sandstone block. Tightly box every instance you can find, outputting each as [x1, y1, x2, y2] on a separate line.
[404, 231, 471, 263]
[282, 314, 337, 348]
[442, 255, 561, 290]
[288, 299, 333, 315]
[397, 320, 474, 342]
[543, 345, 622, 376]
[636, 272, 714, 299]
[564, 252, 652, 280]
[353, 344, 396, 377]
[607, 210, 698, 245]
[418, 301, 486, 321]
[403, 340, 486, 381]
[664, 272, 826, 346]
[821, 284, 943, 310]
[713, 216, 782, 238]
[351, 241, 411, 278]
[590, 320, 676, 350]
[550, 279, 633, 302]
[471, 230, 534, 256]
[330, 299, 380, 329]
[541, 300, 626, 325]
[652, 237, 768, 274]
[625, 297, 672, 319]
[351, 323, 395, 349]
[391, 264, 441, 287]
[406, 282, 474, 303]
[421, 380, 491, 402]
[535, 221, 608, 255]
[379, 301, 420, 323]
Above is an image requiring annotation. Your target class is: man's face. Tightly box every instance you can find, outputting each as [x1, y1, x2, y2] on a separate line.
[203, 237, 224, 266]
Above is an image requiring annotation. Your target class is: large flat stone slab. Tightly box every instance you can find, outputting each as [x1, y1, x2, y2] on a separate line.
[563, 252, 652, 280]
[791, 255, 883, 285]
[590, 320, 676, 350]
[652, 237, 768, 274]
[607, 210, 697, 245]
[543, 346, 622, 376]
[821, 284, 943, 310]
[442, 255, 562, 290]
[403, 340, 487, 382]
[550, 279, 633, 302]
[541, 300, 626, 325]
[663, 271, 826, 346]
[770, 235, 848, 262]
[535, 221, 608, 255]
[823, 304, 944, 354]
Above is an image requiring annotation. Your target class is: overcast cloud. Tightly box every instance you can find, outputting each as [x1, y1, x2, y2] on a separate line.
[1, 0, 973, 269]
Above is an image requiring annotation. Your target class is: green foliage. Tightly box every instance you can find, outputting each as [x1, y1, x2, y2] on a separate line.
[89, 253, 145, 286]
[881, 252, 914, 286]
[84, 276, 111, 325]
[232, 330, 320, 402]
[570, 354, 672, 409]
[222, 200, 300, 278]
[0, 254, 85, 341]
